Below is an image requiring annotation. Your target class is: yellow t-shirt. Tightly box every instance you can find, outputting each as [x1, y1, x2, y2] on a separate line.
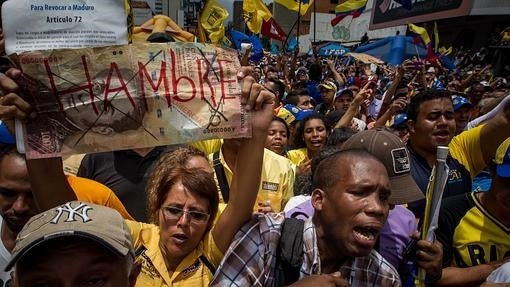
[126, 221, 223, 287]
[449, 125, 486, 178]
[287, 147, 309, 166]
[208, 148, 295, 212]
[69, 175, 133, 220]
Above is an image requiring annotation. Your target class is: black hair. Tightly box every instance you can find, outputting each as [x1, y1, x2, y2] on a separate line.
[327, 127, 356, 148]
[284, 89, 310, 106]
[325, 110, 345, 127]
[293, 172, 312, 196]
[407, 89, 452, 121]
[309, 63, 322, 81]
[270, 116, 290, 137]
[266, 79, 286, 102]
[396, 79, 409, 90]
[0, 144, 22, 162]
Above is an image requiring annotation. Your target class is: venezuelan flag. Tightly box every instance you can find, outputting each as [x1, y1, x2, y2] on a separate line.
[407, 23, 431, 46]
[331, 0, 367, 27]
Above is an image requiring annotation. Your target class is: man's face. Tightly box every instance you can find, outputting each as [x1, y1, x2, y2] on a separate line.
[0, 155, 38, 233]
[468, 84, 485, 105]
[297, 95, 314, 110]
[296, 72, 308, 82]
[266, 71, 278, 81]
[254, 68, 262, 81]
[334, 94, 353, 111]
[313, 156, 390, 257]
[16, 238, 138, 287]
[60, 69, 143, 136]
[408, 98, 456, 153]
[454, 106, 472, 134]
[320, 89, 335, 105]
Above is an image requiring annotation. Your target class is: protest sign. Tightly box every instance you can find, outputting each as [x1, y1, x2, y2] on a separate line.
[1, 0, 129, 54]
[15, 42, 250, 159]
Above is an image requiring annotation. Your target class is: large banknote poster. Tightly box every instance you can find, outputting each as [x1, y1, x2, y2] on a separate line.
[16, 42, 250, 159]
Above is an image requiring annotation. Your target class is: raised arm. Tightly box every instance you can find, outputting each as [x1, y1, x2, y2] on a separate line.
[335, 82, 373, 129]
[326, 59, 346, 87]
[373, 97, 408, 128]
[0, 68, 77, 210]
[377, 65, 403, 120]
[211, 72, 275, 253]
[479, 94, 510, 165]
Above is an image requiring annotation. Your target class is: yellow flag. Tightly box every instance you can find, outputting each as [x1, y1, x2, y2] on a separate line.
[275, 0, 314, 16]
[243, 0, 273, 34]
[200, 0, 229, 44]
[408, 23, 431, 45]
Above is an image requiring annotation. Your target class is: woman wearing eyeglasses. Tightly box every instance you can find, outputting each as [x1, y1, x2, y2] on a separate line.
[126, 149, 222, 286]
[116, 77, 275, 286]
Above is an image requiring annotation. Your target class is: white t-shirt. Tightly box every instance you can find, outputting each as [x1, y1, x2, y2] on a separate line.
[487, 261, 510, 283]
[0, 217, 13, 287]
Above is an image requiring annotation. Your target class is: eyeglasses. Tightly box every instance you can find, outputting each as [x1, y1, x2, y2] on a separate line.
[161, 206, 210, 223]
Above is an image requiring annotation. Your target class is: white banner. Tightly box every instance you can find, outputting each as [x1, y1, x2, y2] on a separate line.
[2, 0, 128, 54]
[309, 11, 405, 43]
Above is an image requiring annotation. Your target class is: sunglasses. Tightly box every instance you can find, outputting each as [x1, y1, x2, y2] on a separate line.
[161, 206, 210, 223]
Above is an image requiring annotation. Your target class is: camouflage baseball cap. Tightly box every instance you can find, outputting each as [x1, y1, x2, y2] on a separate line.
[6, 201, 134, 271]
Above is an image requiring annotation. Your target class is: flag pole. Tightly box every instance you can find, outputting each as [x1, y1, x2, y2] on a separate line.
[282, 18, 299, 53]
[197, 0, 207, 43]
[313, 0, 316, 44]
[296, 0, 301, 51]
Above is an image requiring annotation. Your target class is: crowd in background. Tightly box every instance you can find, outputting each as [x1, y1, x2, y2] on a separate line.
[0, 8, 509, 286]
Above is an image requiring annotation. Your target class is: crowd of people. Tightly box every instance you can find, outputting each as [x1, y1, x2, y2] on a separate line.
[0, 5, 509, 287]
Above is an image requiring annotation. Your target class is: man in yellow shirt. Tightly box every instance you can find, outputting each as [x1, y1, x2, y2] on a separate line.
[406, 90, 510, 217]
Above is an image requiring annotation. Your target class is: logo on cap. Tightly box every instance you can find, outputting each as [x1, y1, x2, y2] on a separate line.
[391, 148, 410, 174]
[51, 202, 92, 224]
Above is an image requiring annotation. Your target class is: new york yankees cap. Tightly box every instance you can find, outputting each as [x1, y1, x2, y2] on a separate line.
[6, 201, 134, 271]
[341, 128, 425, 205]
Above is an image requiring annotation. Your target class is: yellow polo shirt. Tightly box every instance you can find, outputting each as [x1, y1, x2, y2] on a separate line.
[126, 221, 223, 287]
[208, 148, 295, 212]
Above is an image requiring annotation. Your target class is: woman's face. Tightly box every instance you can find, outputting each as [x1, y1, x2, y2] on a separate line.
[158, 181, 210, 265]
[303, 119, 328, 153]
[265, 120, 289, 155]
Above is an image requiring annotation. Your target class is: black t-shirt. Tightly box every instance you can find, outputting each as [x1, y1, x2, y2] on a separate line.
[77, 147, 167, 221]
